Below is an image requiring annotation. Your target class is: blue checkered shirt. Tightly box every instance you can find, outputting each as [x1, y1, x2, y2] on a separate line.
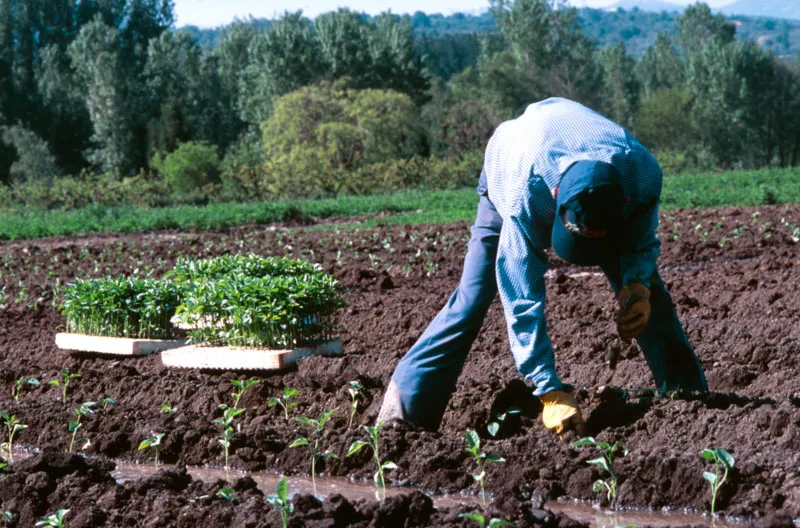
[480, 98, 663, 395]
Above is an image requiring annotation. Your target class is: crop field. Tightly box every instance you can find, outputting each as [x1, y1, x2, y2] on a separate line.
[0, 203, 799, 527]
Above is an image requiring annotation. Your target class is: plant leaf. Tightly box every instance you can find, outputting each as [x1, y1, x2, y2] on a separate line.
[488, 519, 515, 528]
[324, 450, 339, 460]
[277, 476, 288, 501]
[472, 471, 486, 482]
[700, 449, 716, 462]
[716, 449, 735, 469]
[586, 457, 611, 473]
[138, 438, 155, 450]
[347, 440, 368, 457]
[593, 479, 606, 493]
[289, 437, 310, 448]
[458, 512, 485, 524]
[466, 429, 480, 451]
[487, 422, 500, 437]
[703, 471, 717, 485]
[382, 461, 397, 471]
[572, 437, 597, 447]
[485, 454, 505, 464]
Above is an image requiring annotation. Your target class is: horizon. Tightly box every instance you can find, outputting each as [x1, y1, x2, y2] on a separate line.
[173, 0, 736, 28]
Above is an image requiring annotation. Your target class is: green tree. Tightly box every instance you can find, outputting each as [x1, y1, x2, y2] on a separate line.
[677, 2, 735, 55]
[598, 43, 639, 129]
[151, 140, 220, 193]
[637, 33, 684, 99]
[0, 124, 62, 182]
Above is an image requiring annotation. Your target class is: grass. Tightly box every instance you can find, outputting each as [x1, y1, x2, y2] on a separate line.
[1, 168, 798, 241]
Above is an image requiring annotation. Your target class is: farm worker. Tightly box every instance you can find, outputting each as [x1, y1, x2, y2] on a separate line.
[378, 97, 708, 436]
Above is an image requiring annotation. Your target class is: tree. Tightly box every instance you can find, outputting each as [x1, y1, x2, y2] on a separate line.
[598, 43, 639, 129]
[677, 2, 735, 55]
[1, 124, 61, 182]
[637, 33, 684, 99]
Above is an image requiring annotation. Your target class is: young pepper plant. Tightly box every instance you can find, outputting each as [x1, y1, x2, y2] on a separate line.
[269, 388, 300, 420]
[458, 512, 514, 528]
[230, 379, 260, 410]
[138, 433, 166, 465]
[68, 402, 96, 453]
[266, 476, 293, 528]
[1, 412, 28, 464]
[35, 509, 69, 528]
[347, 420, 397, 500]
[347, 381, 363, 428]
[49, 368, 80, 404]
[465, 429, 506, 505]
[12, 376, 39, 401]
[213, 406, 246, 478]
[701, 448, 735, 517]
[290, 408, 338, 497]
[573, 437, 628, 505]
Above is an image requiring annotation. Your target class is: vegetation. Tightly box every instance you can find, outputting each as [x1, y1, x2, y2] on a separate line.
[174, 255, 344, 349]
[266, 477, 293, 528]
[701, 448, 735, 516]
[269, 389, 301, 421]
[346, 381, 364, 428]
[48, 369, 80, 404]
[214, 406, 245, 476]
[60, 278, 180, 339]
[465, 429, 506, 505]
[35, 509, 69, 528]
[138, 433, 166, 465]
[0, 412, 27, 464]
[458, 513, 514, 528]
[573, 437, 628, 505]
[68, 402, 96, 453]
[347, 420, 397, 499]
[12, 377, 39, 401]
[230, 379, 261, 410]
[289, 409, 339, 497]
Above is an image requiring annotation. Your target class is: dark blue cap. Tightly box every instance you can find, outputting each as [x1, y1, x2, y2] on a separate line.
[551, 161, 624, 265]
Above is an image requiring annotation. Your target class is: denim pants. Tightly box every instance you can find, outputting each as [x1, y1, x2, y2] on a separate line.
[390, 195, 707, 430]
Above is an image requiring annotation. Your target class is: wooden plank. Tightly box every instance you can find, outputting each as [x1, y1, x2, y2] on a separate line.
[161, 339, 342, 371]
[56, 333, 188, 357]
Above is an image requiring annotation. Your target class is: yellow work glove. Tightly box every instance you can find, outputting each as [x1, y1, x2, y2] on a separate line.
[617, 282, 651, 341]
[540, 390, 586, 438]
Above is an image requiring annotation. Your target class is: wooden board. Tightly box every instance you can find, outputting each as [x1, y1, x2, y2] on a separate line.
[56, 333, 188, 357]
[160, 339, 342, 371]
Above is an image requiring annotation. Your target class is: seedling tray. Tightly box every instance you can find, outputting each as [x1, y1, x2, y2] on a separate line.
[56, 333, 189, 357]
[160, 339, 342, 371]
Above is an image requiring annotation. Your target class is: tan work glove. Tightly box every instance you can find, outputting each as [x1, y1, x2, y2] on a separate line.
[540, 389, 586, 439]
[617, 282, 651, 341]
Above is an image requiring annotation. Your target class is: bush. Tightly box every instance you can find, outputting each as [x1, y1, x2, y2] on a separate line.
[151, 141, 221, 195]
[1, 125, 62, 184]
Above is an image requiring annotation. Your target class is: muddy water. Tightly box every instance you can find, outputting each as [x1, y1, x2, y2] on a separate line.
[111, 461, 484, 508]
[547, 500, 751, 528]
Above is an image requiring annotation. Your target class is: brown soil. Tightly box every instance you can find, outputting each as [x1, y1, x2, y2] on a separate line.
[0, 204, 799, 527]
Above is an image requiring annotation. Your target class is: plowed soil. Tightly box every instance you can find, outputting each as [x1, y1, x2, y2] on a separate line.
[0, 204, 799, 527]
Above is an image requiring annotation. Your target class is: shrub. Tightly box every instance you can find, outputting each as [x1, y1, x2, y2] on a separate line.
[151, 141, 221, 195]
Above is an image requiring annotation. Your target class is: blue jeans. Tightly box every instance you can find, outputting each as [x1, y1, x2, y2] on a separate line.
[391, 195, 707, 430]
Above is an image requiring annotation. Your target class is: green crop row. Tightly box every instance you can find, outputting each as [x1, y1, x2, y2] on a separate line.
[1, 167, 798, 241]
[60, 255, 345, 347]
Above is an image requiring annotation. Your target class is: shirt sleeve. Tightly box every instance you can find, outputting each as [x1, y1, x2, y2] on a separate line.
[495, 209, 567, 396]
[619, 201, 661, 288]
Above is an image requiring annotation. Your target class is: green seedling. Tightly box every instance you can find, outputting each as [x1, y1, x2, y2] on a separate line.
[213, 406, 246, 476]
[290, 408, 338, 497]
[465, 429, 505, 505]
[0, 462, 7, 472]
[1, 412, 28, 464]
[347, 381, 364, 428]
[138, 433, 165, 465]
[701, 448, 735, 517]
[269, 388, 300, 420]
[12, 376, 40, 401]
[266, 476, 293, 528]
[49, 368, 80, 404]
[573, 437, 628, 505]
[35, 509, 69, 527]
[487, 406, 521, 438]
[347, 420, 397, 499]
[230, 379, 260, 410]
[68, 402, 96, 453]
[216, 487, 236, 502]
[458, 512, 514, 528]
[101, 395, 118, 409]
[161, 402, 177, 414]
[2, 511, 12, 521]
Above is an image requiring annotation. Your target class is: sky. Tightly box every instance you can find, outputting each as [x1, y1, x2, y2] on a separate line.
[173, 0, 733, 28]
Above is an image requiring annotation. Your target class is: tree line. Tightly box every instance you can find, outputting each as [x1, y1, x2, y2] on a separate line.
[1, 0, 799, 207]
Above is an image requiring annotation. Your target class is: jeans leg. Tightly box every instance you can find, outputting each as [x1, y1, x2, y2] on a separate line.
[598, 261, 708, 392]
[391, 195, 502, 429]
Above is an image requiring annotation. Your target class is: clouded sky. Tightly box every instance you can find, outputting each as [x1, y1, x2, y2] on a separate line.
[173, 0, 733, 28]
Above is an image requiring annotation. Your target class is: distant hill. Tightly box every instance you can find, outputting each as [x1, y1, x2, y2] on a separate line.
[605, 0, 683, 13]
[721, 0, 800, 21]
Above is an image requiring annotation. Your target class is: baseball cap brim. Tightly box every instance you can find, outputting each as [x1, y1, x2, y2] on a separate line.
[551, 212, 616, 266]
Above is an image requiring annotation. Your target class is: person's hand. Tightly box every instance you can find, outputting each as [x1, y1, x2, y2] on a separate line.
[617, 282, 651, 341]
[540, 389, 586, 439]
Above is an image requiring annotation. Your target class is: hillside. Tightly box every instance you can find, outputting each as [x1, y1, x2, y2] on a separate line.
[721, 0, 800, 21]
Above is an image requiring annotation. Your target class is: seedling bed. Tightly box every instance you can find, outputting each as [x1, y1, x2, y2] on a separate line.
[161, 338, 342, 370]
[55, 332, 189, 357]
